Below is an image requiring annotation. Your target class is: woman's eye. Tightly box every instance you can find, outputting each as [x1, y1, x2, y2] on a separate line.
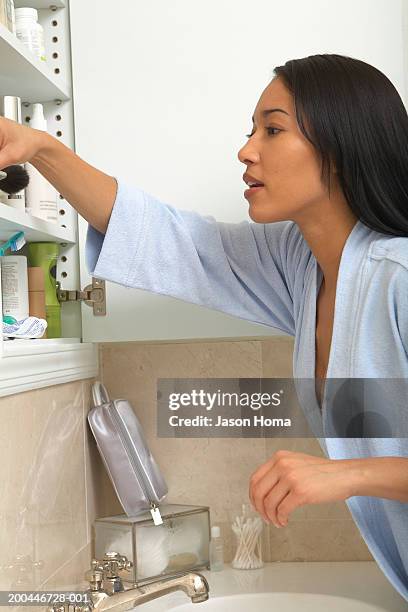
[245, 127, 281, 138]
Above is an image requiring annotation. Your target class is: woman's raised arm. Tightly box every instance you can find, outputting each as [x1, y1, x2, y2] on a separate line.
[0, 117, 116, 233]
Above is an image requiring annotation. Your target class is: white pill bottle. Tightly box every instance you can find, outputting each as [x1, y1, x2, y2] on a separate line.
[15, 7, 46, 61]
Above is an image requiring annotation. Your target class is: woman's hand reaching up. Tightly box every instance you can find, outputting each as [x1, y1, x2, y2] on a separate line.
[0, 116, 47, 168]
[0, 116, 117, 233]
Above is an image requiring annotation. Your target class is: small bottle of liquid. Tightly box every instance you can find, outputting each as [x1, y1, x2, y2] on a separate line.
[25, 104, 57, 223]
[209, 525, 224, 572]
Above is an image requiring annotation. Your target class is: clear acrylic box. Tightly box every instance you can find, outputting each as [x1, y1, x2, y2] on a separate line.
[94, 504, 210, 586]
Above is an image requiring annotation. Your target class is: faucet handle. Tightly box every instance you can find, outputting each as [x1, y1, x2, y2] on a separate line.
[87, 553, 132, 596]
[91, 552, 132, 577]
[84, 568, 104, 588]
[103, 552, 132, 575]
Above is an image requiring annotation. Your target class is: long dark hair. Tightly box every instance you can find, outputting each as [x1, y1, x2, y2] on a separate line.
[273, 53, 408, 236]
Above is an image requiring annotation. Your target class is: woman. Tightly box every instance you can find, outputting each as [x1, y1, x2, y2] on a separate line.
[0, 53, 407, 599]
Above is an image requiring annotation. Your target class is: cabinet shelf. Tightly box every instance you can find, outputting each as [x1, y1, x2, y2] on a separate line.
[4, 336, 81, 352]
[14, 0, 65, 7]
[0, 201, 76, 243]
[1, 337, 98, 397]
[0, 22, 70, 102]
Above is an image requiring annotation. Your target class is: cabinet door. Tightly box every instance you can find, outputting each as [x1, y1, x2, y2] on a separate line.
[70, 0, 289, 343]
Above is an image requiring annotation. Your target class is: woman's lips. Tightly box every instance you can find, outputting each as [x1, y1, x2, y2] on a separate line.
[244, 185, 264, 197]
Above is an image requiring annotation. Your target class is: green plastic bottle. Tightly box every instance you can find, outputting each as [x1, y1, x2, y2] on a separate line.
[27, 242, 61, 338]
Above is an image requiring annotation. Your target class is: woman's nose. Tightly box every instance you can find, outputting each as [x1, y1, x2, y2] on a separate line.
[237, 140, 259, 165]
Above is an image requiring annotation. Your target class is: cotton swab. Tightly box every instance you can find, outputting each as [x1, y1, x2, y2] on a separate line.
[231, 509, 264, 570]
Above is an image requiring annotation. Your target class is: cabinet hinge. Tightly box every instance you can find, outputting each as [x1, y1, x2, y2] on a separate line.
[56, 278, 106, 316]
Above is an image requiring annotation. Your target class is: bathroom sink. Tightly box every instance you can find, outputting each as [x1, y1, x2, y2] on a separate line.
[137, 562, 407, 611]
[171, 592, 395, 611]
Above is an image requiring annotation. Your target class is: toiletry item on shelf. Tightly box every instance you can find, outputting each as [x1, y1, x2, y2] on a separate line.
[6, 0, 15, 33]
[0, 1, 7, 29]
[209, 525, 224, 572]
[0, 231, 26, 256]
[27, 242, 61, 338]
[0, 0, 15, 33]
[231, 503, 264, 570]
[2, 315, 47, 339]
[0, 1, 5, 29]
[28, 267, 47, 338]
[0, 232, 27, 323]
[1, 255, 29, 321]
[2, 315, 16, 324]
[0, 165, 29, 197]
[15, 7, 46, 61]
[25, 104, 57, 222]
[0, 96, 26, 210]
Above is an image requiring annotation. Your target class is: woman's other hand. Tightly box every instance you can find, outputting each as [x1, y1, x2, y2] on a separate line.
[249, 449, 356, 527]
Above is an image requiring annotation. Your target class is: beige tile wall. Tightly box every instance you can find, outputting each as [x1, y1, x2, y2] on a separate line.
[100, 337, 372, 564]
[0, 380, 95, 593]
[0, 336, 372, 594]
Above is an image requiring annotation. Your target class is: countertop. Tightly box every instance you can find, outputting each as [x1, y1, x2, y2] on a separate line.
[137, 561, 407, 611]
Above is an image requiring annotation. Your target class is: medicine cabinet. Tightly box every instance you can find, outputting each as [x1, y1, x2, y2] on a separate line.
[0, 0, 100, 396]
[0, 0, 289, 396]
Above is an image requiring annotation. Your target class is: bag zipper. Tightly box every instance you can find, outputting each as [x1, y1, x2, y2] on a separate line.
[108, 402, 163, 525]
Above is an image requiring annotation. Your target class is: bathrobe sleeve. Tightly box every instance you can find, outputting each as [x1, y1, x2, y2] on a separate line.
[85, 179, 297, 335]
[396, 267, 408, 357]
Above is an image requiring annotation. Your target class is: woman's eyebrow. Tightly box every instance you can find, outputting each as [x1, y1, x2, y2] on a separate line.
[251, 108, 290, 122]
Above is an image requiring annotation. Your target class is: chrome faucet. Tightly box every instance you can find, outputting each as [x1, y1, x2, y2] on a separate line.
[48, 553, 209, 612]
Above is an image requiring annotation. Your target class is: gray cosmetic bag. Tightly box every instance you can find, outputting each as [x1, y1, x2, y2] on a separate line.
[88, 381, 168, 524]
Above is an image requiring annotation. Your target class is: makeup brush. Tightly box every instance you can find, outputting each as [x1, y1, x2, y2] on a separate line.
[0, 165, 29, 194]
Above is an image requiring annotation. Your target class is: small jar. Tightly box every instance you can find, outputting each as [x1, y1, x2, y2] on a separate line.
[230, 504, 264, 570]
[15, 7, 46, 61]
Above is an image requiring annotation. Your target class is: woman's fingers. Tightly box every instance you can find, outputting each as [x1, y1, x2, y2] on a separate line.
[251, 466, 279, 520]
[249, 450, 327, 508]
[249, 449, 291, 506]
[263, 480, 291, 526]
[249, 450, 333, 525]
[275, 491, 298, 526]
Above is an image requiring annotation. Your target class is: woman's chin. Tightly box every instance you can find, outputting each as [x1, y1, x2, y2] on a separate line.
[247, 205, 285, 224]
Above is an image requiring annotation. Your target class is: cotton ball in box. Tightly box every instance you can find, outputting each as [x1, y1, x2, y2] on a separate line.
[136, 524, 170, 578]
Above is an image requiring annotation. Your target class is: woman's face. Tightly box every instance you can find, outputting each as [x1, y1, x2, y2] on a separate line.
[238, 77, 336, 224]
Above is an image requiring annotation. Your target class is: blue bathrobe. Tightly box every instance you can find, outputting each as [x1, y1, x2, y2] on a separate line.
[85, 180, 408, 601]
